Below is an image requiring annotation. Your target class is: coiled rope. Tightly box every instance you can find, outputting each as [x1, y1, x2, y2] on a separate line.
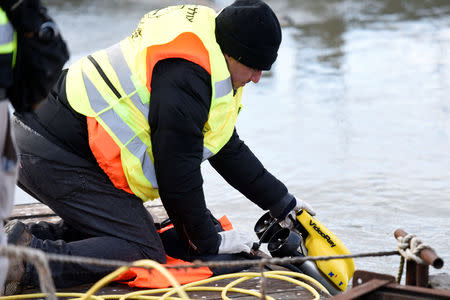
[0, 271, 327, 300]
[395, 233, 431, 283]
[397, 234, 431, 264]
[0, 245, 401, 300]
[0, 246, 56, 300]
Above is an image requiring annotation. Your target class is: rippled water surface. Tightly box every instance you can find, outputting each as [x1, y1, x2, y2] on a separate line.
[16, 0, 450, 278]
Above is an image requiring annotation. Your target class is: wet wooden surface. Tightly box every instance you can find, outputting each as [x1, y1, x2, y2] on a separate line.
[9, 200, 169, 224]
[24, 278, 329, 299]
[9, 202, 330, 299]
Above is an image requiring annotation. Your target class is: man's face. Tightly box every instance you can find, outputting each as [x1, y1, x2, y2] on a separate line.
[224, 54, 262, 90]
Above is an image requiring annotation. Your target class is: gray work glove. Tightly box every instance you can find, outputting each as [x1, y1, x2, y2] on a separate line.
[280, 197, 316, 229]
[293, 197, 316, 216]
[218, 230, 255, 254]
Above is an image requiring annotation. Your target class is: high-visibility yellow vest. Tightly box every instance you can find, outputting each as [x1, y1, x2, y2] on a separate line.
[0, 9, 16, 77]
[66, 5, 242, 201]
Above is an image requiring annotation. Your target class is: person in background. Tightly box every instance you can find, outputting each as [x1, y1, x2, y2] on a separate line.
[0, 0, 68, 295]
[8, 0, 315, 292]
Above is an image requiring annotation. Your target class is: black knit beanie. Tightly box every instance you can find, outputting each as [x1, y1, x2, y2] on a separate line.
[215, 0, 282, 71]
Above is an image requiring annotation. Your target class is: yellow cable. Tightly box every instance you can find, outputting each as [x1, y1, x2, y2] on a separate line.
[115, 286, 267, 299]
[0, 292, 104, 300]
[0, 265, 333, 300]
[263, 270, 331, 295]
[116, 270, 327, 299]
[159, 271, 327, 299]
[222, 276, 254, 300]
[221, 276, 276, 300]
[221, 273, 320, 300]
[87, 271, 325, 300]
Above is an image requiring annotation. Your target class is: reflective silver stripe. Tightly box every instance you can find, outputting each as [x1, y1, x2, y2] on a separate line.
[101, 108, 135, 144]
[82, 72, 110, 113]
[105, 44, 149, 118]
[214, 77, 232, 99]
[202, 146, 213, 161]
[203, 77, 232, 159]
[82, 54, 158, 188]
[0, 22, 13, 45]
[101, 105, 159, 188]
[127, 135, 158, 188]
[83, 72, 143, 160]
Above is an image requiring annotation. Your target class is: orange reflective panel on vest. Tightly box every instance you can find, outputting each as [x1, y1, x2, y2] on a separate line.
[87, 117, 133, 193]
[146, 32, 211, 92]
[115, 216, 233, 288]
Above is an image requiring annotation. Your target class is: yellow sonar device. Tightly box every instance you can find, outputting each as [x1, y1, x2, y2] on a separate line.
[296, 210, 355, 291]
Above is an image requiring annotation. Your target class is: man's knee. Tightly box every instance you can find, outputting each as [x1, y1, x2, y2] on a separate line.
[136, 240, 167, 264]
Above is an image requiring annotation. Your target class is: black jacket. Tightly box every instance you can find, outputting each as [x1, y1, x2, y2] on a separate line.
[17, 58, 294, 254]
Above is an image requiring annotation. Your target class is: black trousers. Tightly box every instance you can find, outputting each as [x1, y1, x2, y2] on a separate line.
[12, 117, 166, 288]
[12, 117, 256, 288]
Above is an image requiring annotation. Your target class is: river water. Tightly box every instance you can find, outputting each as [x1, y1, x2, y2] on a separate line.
[16, 0, 450, 278]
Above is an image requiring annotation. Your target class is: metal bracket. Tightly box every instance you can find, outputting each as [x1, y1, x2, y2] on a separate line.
[330, 270, 450, 300]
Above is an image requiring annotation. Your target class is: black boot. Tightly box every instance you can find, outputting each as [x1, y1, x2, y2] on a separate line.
[2, 220, 32, 296]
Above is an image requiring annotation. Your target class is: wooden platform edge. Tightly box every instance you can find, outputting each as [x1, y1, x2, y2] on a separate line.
[9, 200, 168, 224]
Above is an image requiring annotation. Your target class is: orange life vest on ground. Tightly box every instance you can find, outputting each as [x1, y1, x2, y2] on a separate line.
[114, 215, 233, 288]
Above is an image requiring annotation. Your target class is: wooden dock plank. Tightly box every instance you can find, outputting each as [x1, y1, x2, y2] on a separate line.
[9, 200, 169, 224]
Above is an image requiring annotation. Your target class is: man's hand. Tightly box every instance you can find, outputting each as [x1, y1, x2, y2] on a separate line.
[280, 197, 316, 229]
[293, 197, 316, 216]
[218, 230, 255, 254]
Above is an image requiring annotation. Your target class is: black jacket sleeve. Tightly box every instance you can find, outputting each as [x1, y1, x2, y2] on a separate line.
[149, 58, 221, 255]
[209, 130, 295, 219]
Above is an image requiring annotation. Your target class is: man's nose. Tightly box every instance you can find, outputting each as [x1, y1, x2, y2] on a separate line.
[251, 70, 262, 83]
